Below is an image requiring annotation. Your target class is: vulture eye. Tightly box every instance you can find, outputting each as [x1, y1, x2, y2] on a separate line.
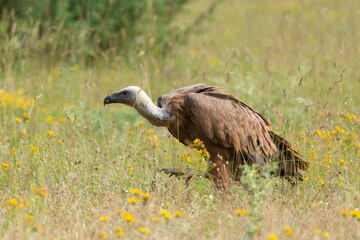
[123, 91, 128, 96]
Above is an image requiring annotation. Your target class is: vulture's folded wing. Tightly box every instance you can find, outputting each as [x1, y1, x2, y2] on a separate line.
[183, 92, 278, 164]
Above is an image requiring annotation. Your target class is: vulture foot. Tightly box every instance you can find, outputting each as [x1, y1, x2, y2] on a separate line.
[159, 168, 211, 187]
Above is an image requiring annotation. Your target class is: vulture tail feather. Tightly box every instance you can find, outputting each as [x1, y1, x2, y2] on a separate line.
[269, 131, 309, 179]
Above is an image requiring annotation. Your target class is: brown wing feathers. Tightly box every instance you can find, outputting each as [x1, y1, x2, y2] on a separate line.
[159, 84, 308, 180]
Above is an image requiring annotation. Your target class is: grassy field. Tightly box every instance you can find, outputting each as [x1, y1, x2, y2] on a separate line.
[1, 0, 360, 239]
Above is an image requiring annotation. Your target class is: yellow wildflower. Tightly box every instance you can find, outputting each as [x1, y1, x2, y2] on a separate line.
[166, 202, 171, 206]
[284, 226, 293, 236]
[98, 231, 107, 238]
[160, 210, 172, 219]
[114, 227, 124, 232]
[1, 163, 9, 170]
[9, 198, 17, 206]
[116, 210, 125, 215]
[47, 130, 57, 137]
[32, 187, 48, 197]
[174, 211, 183, 217]
[73, 64, 80, 70]
[253, 226, 260, 231]
[235, 209, 248, 216]
[152, 217, 160, 222]
[15, 117, 22, 123]
[117, 232, 124, 237]
[22, 113, 30, 120]
[204, 150, 210, 159]
[130, 188, 141, 194]
[54, 69, 62, 76]
[123, 213, 135, 223]
[163, 213, 172, 219]
[99, 216, 109, 222]
[340, 211, 348, 216]
[9, 148, 16, 154]
[268, 233, 277, 240]
[141, 193, 151, 199]
[45, 115, 54, 123]
[322, 231, 329, 237]
[139, 228, 150, 234]
[189, 49, 197, 57]
[139, 121, 143, 127]
[25, 215, 34, 221]
[193, 138, 202, 146]
[339, 159, 346, 166]
[347, 113, 356, 120]
[30, 145, 39, 155]
[128, 198, 140, 204]
[349, 210, 360, 216]
[59, 117, 66, 123]
[160, 210, 168, 215]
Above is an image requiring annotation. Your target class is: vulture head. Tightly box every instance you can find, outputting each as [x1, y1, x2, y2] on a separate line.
[104, 86, 170, 127]
[103, 86, 142, 107]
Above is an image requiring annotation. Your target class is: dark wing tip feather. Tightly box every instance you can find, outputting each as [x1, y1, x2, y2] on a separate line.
[269, 131, 309, 171]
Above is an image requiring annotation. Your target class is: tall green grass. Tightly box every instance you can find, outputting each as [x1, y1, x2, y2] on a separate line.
[1, 0, 360, 239]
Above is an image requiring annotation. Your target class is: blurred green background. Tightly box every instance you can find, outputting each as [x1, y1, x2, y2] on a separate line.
[0, 0, 194, 67]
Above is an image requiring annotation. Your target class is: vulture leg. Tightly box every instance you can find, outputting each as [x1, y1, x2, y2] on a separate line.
[207, 156, 232, 189]
[159, 168, 211, 187]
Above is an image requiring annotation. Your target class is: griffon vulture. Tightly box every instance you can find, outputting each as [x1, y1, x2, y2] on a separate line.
[104, 84, 308, 187]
